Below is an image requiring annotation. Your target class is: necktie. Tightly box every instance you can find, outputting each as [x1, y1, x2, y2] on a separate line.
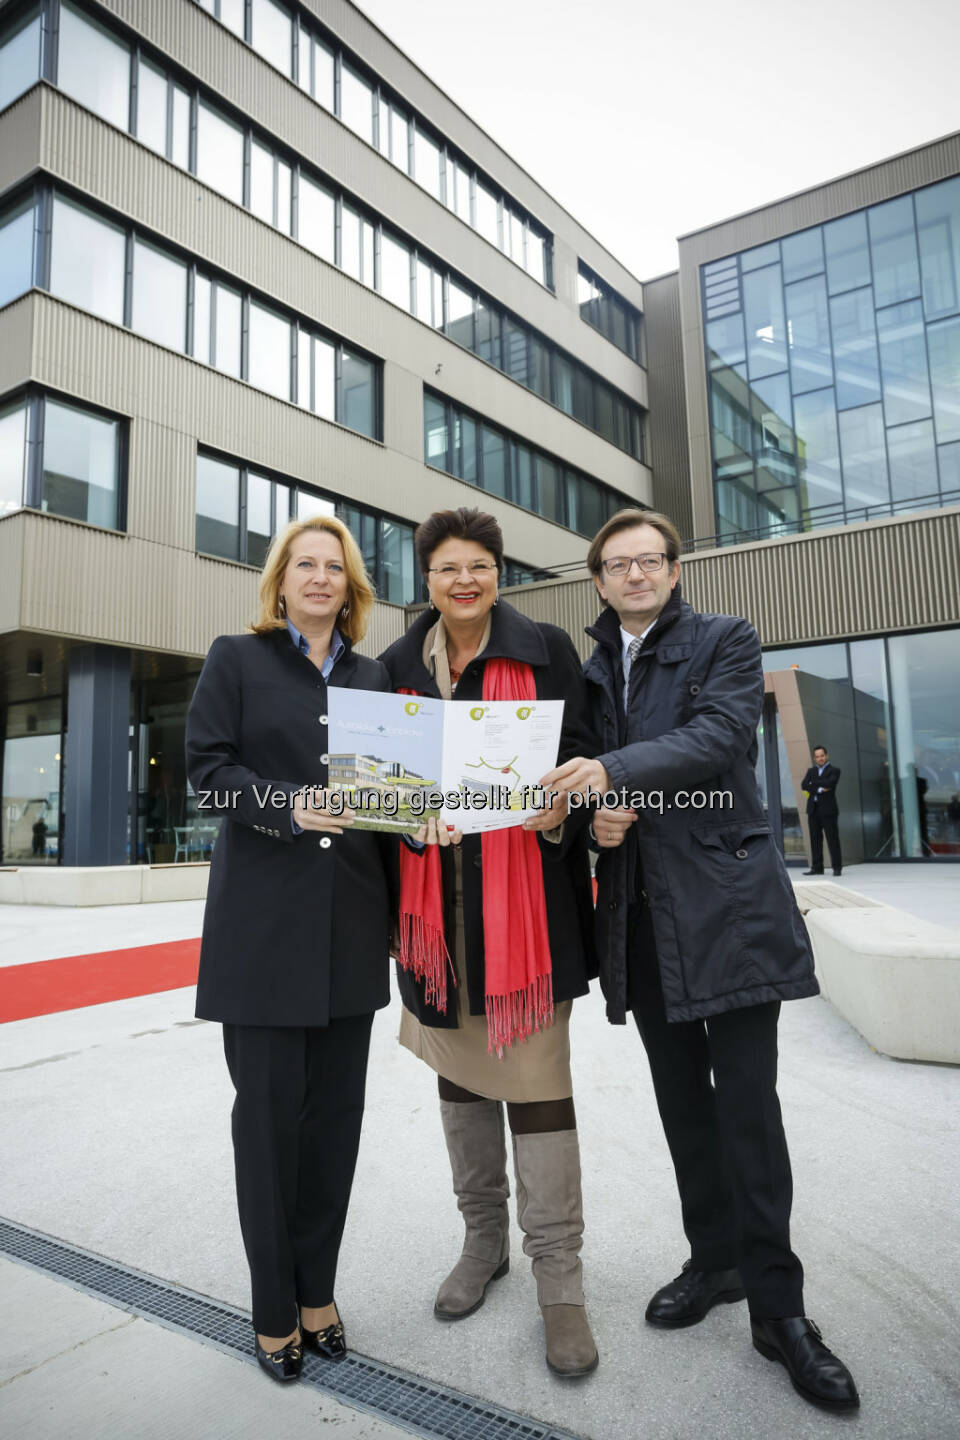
[623, 636, 644, 711]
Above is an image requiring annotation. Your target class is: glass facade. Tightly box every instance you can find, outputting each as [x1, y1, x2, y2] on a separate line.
[0, 391, 124, 529]
[703, 175, 960, 544]
[0, 5, 41, 113]
[424, 390, 635, 539]
[195, 452, 417, 604]
[1, 697, 63, 866]
[760, 629, 960, 861]
[577, 262, 645, 363]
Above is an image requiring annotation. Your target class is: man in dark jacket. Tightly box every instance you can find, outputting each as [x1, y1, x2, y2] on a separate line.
[542, 509, 859, 1413]
[802, 747, 842, 875]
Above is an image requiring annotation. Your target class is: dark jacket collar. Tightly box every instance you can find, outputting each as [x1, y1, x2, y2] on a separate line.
[585, 580, 686, 657]
[388, 599, 550, 683]
[264, 622, 356, 672]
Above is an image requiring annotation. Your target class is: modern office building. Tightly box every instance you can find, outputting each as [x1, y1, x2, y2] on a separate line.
[0, 0, 649, 868]
[1, 1, 957, 879]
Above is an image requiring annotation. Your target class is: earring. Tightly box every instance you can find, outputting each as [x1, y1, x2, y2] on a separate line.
[340, 603, 350, 618]
[493, 591, 500, 607]
[279, 594, 286, 614]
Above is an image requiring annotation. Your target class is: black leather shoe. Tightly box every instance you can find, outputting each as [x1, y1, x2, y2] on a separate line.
[645, 1260, 745, 1328]
[833, 869, 843, 877]
[301, 1316, 347, 1362]
[255, 1334, 302, 1383]
[802, 869, 824, 876]
[751, 1316, 859, 1411]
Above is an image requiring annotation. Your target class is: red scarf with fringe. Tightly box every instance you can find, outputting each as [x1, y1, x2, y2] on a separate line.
[396, 659, 554, 1055]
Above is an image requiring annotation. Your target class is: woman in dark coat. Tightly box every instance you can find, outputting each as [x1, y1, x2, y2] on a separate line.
[379, 507, 599, 1378]
[186, 515, 396, 1383]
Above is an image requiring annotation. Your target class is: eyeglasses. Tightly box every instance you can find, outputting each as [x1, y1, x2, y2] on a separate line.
[601, 553, 669, 577]
[428, 562, 498, 577]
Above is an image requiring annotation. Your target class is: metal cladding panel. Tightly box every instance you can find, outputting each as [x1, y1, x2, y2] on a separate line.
[642, 271, 692, 539]
[0, 294, 34, 395]
[17, 294, 593, 570]
[0, 85, 43, 195]
[28, 89, 647, 492]
[676, 130, 960, 540]
[499, 508, 960, 654]
[88, 3, 645, 381]
[0, 514, 26, 635]
[9, 508, 404, 657]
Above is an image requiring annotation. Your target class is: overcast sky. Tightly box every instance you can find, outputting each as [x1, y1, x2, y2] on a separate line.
[355, 0, 960, 280]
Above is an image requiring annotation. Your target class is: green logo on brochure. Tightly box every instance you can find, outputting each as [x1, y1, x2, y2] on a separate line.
[404, 701, 422, 716]
[516, 706, 534, 719]
[469, 707, 486, 720]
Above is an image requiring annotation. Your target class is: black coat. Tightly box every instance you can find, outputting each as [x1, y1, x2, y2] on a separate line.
[584, 587, 818, 1025]
[378, 601, 597, 1027]
[186, 629, 397, 1027]
[802, 764, 841, 819]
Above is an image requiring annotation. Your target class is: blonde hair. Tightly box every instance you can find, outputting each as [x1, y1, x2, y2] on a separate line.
[251, 515, 375, 644]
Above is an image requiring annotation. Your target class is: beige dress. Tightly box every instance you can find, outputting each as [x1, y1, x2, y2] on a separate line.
[398, 615, 574, 1103]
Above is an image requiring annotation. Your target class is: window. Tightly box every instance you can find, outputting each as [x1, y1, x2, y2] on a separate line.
[42, 398, 120, 528]
[413, 126, 442, 202]
[424, 393, 448, 470]
[195, 454, 240, 559]
[917, 177, 960, 322]
[380, 231, 411, 311]
[380, 519, 416, 604]
[577, 262, 642, 361]
[299, 31, 334, 111]
[0, 398, 27, 516]
[57, 2, 130, 131]
[251, 0, 292, 77]
[340, 349, 377, 437]
[481, 426, 506, 497]
[212, 280, 242, 377]
[340, 63, 373, 144]
[132, 239, 187, 351]
[298, 174, 335, 262]
[0, 5, 41, 112]
[196, 101, 244, 206]
[0, 195, 35, 309]
[246, 469, 274, 568]
[341, 205, 374, 285]
[135, 59, 167, 157]
[248, 301, 292, 400]
[446, 280, 474, 349]
[297, 331, 335, 419]
[869, 197, 921, 309]
[475, 182, 499, 247]
[49, 195, 125, 326]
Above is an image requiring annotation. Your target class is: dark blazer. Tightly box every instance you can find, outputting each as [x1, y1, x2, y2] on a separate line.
[802, 764, 841, 819]
[186, 628, 397, 1027]
[584, 585, 817, 1025]
[378, 601, 597, 1027]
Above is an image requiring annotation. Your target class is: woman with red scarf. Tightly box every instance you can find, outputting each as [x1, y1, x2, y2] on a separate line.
[379, 508, 599, 1377]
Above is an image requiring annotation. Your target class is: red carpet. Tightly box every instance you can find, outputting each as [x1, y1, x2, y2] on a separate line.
[0, 939, 201, 1023]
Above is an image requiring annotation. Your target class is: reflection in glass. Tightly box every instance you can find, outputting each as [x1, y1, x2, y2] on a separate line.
[42, 398, 119, 527]
[248, 302, 291, 400]
[888, 630, 960, 858]
[340, 64, 373, 143]
[446, 279, 474, 349]
[849, 637, 899, 860]
[380, 231, 411, 311]
[213, 282, 242, 378]
[536, 455, 562, 523]
[476, 297, 501, 368]
[741, 241, 780, 272]
[824, 212, 872, 294]
[793, 388, 842, 522]
[526, 231, 546, 286]
[246, 470, 273, 568]
[251, 0, 291, 76]
[886, 419, 937, 506]
[868, 196, 921, 308]
[916, 176, 960, 321]
[475, 182, 498, 246]
[481, 426, 506, 496]
[876, 300, 931, 426]
[297, 489, 336, 521]
[341, 349, 376, 436]
[196, 101, 244, 206]
[50, 196, 125, 326]
[341, 206, 361, 280]
[132, 239, 187, 351]
[314, 335, 335, 419]
[830, 287, 881, 410]
[837, 404, 889, 512]
[136, 58, 168, 156]
[2, 703, 62, 866]
[171, 85, 190, 168]
[195, 454, 239, 559]
[390, 106, 409, 170]
[939, 440, 960, 495]
[751, 371, 795, 492]
[706, 312, 746, 369]
[219, 0, 244, 37]
[414, 128, 442, 200]
[424, 393, 447, 470]
[785, 274, 833, 393]
[381, 520, 416, 604]
[0, 196, 35, 309]
[250, 140, 275, 224]
[927, 316, 960, 444]
[276, 160, 291, 235]
[193, 274, 211, 363]
[0, 399, 27, 516]
[502, 316, 529, 386]
[781, 228, 824, 284]
[710, 367, 754, 487]
[298, 175, 335, 262]
[58, 2, 130, 130]
[743, 265, 787, 378]
[0, 6, 42, 112]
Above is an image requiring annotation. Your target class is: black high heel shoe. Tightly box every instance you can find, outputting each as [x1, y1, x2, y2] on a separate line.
[254, 1332, 303, 1383]
[300, 1309, 347, 1362]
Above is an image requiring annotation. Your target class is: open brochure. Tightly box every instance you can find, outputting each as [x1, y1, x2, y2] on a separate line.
[324, 687, 564, 834]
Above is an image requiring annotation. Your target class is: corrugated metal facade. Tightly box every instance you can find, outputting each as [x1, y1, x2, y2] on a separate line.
[642, 271, 693, 538]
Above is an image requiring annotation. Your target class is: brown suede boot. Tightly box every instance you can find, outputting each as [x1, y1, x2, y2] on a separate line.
[434, 1099, 510, 1320]
[512, 1129, 599, 1376]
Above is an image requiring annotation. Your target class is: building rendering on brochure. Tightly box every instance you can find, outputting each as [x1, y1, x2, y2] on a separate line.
[0, 0, 957, 875]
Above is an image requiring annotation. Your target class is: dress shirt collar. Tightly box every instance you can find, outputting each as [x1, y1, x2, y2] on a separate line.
[620, 621, 655, 669]
[286, 619, 344, 675]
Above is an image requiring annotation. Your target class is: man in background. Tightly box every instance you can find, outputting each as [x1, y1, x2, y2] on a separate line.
[802, 746, 842, 876]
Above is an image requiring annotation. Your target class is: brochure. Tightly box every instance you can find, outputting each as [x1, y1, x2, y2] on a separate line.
[324, 688, 564, 834]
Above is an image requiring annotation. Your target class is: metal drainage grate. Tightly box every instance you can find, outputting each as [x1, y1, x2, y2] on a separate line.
[0, 1217, 581, 1440]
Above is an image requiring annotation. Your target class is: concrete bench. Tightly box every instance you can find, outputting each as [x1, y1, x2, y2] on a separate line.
[0, 864, 210, 907]
[795, 882, 960, 1065]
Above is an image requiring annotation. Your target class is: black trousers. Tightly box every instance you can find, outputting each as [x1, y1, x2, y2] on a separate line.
[627, 901, 804, 1320]
[223, 1013, 374, 1336]
[808, 811, 842, 872]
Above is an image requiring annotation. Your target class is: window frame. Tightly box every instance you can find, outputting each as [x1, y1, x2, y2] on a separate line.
[0, 385, 128, 531]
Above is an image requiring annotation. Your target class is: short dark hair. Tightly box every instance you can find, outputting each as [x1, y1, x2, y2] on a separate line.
[813, 744, 828, 754]
[587, 508, 682, 575]
[415, 507, 504, 576]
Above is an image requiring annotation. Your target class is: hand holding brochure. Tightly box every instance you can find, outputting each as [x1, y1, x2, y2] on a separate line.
[325, 688, 564, 834]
